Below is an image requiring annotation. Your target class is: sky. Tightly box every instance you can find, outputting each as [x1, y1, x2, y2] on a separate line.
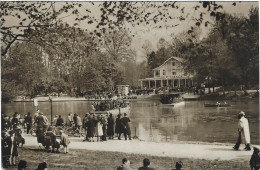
[56, 1, 259, 62]
[3, 1, 259, 63]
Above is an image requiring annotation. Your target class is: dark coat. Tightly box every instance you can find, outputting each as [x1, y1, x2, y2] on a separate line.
[6, 136, 19, 156]
[107, 117, 115, 136]
[56, 118, 64, 126]
[86, 119, 95, 137]
[12, 117, 19, 129]
[24, 115, 32, 125]
[35, 115, 45, 128]
[115, 117, 124, 134]
[121, 117, 131, 135]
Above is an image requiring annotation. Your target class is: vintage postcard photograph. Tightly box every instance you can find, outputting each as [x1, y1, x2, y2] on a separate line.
[1, 1, 259, 170]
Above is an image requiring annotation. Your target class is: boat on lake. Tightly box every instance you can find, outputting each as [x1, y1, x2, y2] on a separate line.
[159, 93, 185, 107]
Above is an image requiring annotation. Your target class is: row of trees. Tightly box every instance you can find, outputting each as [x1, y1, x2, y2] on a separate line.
[1, 2, 257, 101]
[1, 24, 141, 101]
[142, 7, 259, 93]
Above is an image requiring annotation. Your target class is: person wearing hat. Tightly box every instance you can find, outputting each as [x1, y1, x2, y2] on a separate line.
[53, 115, 59, 126]
[65, 113, 73, 127]
[60, 130, 70, 153]
[115, 114, 124, 140]
[24, 112, 33, 134]
[85, 115, 95, 142]
[121, 113, 132, 140]
[11, 112, 19, 129]
[6, 130, 19, 166]
[101, 114, 108, 141]
[2, 113, 11, 131]
[34, 112, 45, 130]
[107, 113, 115, 139]
[233, 111, 251, 151]
[82, 113, 90, 131]
[56, 115, 64, 127]
[96, 115, 103, 142]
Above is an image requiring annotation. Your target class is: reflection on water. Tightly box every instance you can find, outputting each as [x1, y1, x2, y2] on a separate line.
[2, 100, 259, 144]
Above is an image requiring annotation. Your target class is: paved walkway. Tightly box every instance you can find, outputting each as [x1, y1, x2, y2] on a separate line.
[23, 134, 259, 161]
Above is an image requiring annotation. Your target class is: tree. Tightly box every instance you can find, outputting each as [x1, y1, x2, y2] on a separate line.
[1, 2, 237, 57]
[0, 2, 96, 56]
[142, 39, 153, 60]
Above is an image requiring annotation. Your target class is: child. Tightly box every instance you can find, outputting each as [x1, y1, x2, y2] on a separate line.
[60, 130, 70, 153]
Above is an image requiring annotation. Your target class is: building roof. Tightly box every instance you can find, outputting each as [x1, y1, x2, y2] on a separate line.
[152, 57, 184, 71]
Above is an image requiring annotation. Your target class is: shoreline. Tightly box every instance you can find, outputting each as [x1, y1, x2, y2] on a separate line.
[11, 90, 259, 102]
[22, 134, 259, 161]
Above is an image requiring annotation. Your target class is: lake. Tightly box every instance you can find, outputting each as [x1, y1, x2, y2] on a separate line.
[2, 99, 259, 144]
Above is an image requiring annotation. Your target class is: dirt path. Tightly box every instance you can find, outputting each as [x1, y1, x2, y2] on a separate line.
[23, 134, 259, 161]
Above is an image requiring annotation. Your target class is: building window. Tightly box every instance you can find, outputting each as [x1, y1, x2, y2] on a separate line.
[163, 70, 166, 75]
[172, 61, 176, 66]
[172, 72, 176, 75]
[155, 70, 160, 76]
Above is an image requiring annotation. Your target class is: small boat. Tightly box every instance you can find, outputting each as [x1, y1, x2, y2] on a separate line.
[160, 93, 185, 107]
[160, 101, 185, 107]
[204, 103, 231, 107]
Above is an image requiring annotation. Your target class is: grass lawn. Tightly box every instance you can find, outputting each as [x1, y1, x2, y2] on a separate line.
[3, 146, 251, 170]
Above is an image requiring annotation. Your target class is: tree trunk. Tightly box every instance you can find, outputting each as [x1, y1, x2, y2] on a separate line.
[213, 82, 215, 93]
[207, 76, 211, 93]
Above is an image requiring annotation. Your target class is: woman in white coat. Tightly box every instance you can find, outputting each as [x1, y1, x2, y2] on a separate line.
[233, 111, 251, 151]
[96, 116, 103, 142]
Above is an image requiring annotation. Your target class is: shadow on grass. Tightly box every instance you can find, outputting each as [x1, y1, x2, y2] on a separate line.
[22, 147, 62, 154]
[208, 147, 237, 151]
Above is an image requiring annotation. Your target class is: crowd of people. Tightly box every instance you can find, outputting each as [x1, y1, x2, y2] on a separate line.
[82, 112, 131, 142]
[2, 109, 260, 169]
[117, 158, 185, 170]
[92, 99, 128, 112]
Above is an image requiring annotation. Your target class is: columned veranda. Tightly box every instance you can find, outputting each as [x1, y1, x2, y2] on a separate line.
[139, 77, 194, 89]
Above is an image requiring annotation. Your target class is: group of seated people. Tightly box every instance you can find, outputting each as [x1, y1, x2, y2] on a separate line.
[117, 158, 184, 170]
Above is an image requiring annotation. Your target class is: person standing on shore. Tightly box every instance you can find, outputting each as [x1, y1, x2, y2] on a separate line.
[35, 113, 45, 131]
[56, 115, 64, 127]
[233, 111, 251, 151]
[96, 115, 103, 142]
[24, 112, 32, 134]
[107, 113, 115, 139]
[101, 114, 108, 141]
[121, 113, 131, 140]
[85, 115, 95, 142]
[42, 113, 49, 133]
[34, 109, 40, 121]
[6, 130, 19, 166]
[66, 113, 73, 127]
[53, 115, 58, 126]
[11, 112, 19, 130]
[115, 114, 124, 140]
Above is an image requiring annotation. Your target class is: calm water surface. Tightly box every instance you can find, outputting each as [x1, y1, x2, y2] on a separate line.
[2, 100, 259, 144]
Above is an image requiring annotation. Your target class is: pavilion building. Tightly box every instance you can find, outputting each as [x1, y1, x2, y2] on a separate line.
[139, 57, 194, 89]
